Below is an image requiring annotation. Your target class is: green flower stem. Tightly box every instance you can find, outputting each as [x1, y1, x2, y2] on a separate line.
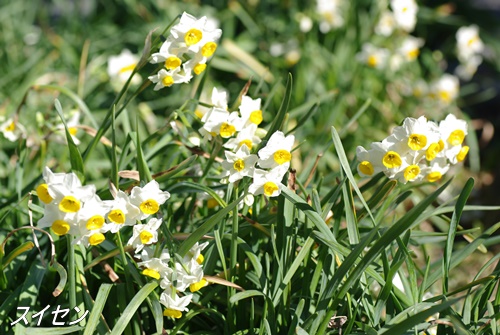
[67, 236, 76, 321]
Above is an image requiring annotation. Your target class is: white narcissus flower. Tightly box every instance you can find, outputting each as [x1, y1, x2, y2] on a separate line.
[239, 95, 263, 127]
[455, 54, 482, 80]
[438, 114, 468, 148]
[169, 12, 222, 55]
[38, 204, 76, 236]
[221, 145, 258, 183]
[356, 43, 390, 70]
[430, 74, 459, 105]
[200, 108, 243, 139]
[130, 180, 170, 220]
[356, 145, 387, 178]
[184, 242, 209, 265]
[183, 52, 208, 76]
[148, 68, 192, 91]
[391, 0, 418, 33]
[137, 247, 173, 281]
[160, 288, 193, 319]
[425, 157, 450, 182]
[105, 190, 140, 232]
[48, 172, 96, 215]
[52, 110, 81, 145]
[175, 259, 207, 293]
[392, 116, 441, 153]
[398, 36, 424, 62]
[375, 11, 395, 36]
[127, 217, 163, 252]
[456, 25, 484, 63]
[249, 165, 288, 197]
[224, 123, 261, 152]
[73, 195, 112, 247]
[316, 0, 344, 33]
[36, 166, 67, 205]
[150, 40, 183, 70]
[107, 49, 141, 85]
[257, 131, 295, 169]
[0, 117, 25, 142]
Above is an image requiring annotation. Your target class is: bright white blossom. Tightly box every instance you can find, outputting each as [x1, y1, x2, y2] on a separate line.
[0, 117, 25, 142]
[223, 123, 261, 152]
[249, 165, 288, 197]
[130, 180, 170, 220]
[257, 131, 295, 169]
[430, 74, 459, 105]
[357, 43, 390, 70]
[316, 0, 345, 33]
[375, 11, 395, 36]
[398, 36, 424, 62]
[390, 0, 418, 33]
[222, 145, 258, 183]
[107, 49, 141, 85]
[357, 114, 468, 184]
[127, 218, 162, 252]
[105, 190, 141, 232]
[456, 25, 484, 63]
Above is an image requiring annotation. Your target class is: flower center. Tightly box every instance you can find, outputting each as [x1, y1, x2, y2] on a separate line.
[140, 230, 154, 244]
[36, 183, 53, 204]
[382, 151, 402, 169]
[69, 127, 78, 136]
[52, 220, 70, 236]
[201, 42, 217, 57]
[407, 48, 419, 60]
[220, 122, 236, 138]
[162, 75, 174, 87]
[404, 165, 420, 181]
[87, 215, 105, 230]
[184, 28, 203, 46]
[142, 268, 161, 280]
[439, 90, 451, 103]
[367, 55, 378, 67]
[196, 254, 204, 265]
[426, 142, 442, 161]
[59, 196, 81, 213]
[427, 171, 442, 182]
[263, 181, 279, 197]
[249, 110, 263, 125]
[163, 309, 182, 318]
[140, 199, 159, 215]
[358, 161, 374, 176]
[408, 133, 427, 150]
[108, 209, 126, 224]
[118, 63, 136, 74]
[457, 146, 469, 162]
[89, 233, 105, 246]
[273, 149, 291, 165]
[448, 130, 465, 146]
[6, 122, 16, 132]
[239, 139, 253, 149]
[233, 159, 245, 172]
[165, 56, 181, 70]
[190, 278, 207, 292]
[193, 63, 207, 75]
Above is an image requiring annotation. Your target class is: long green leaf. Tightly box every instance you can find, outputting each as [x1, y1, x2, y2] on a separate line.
[443, 178, 474, 294]
[177, 194, 244, 257]
[109, 282, 158, 335]
[83, 283, 113, 335]
[54, 99, 85, 180]
[263, 73, 292, 142]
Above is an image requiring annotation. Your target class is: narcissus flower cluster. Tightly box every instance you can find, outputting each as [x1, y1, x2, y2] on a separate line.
[198, 87, 293, 197]
[36, 167, 170, 247]
[455, 25, 484, 80]
[148, 12, 222, 90]
[356, 114, 469, 184]
[137, 242, 209, 319]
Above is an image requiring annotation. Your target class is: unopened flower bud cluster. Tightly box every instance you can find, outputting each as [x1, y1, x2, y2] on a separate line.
[199, 88, 294, 198]
[356, 114, 469, 184]
[148, 12, 222, 90]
